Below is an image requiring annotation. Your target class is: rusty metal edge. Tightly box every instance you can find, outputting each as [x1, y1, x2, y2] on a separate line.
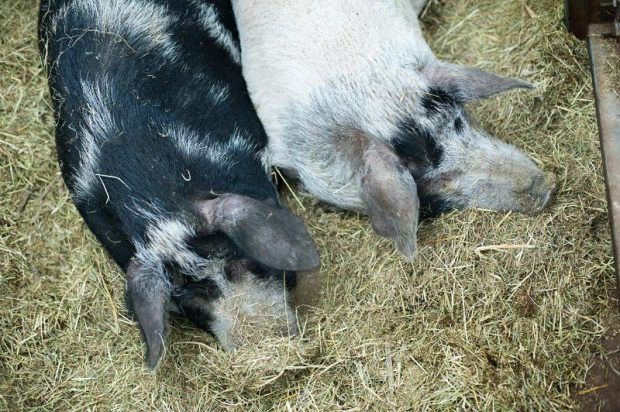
[587, 24, 620, 302]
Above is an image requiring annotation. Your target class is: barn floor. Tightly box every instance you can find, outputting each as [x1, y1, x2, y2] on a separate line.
[1, 0, 618, 410]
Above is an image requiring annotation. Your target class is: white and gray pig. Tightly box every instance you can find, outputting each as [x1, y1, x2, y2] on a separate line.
[39, 0, 319, 369]
[231, 0, 556, 258]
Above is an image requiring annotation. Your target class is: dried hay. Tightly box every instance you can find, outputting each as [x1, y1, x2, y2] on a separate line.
[0, 0, 617, 410]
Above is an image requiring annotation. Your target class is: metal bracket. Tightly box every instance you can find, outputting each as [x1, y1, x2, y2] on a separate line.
[566, 0, 620, 38]
[600, 0, 620, 36]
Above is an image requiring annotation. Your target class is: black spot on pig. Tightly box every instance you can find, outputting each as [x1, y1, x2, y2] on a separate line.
[172, 277, 223, 333]
[392, 117, 444, 178]
[417, 190, 455, 218]
[454, 116, 464, 133]
[421, 86, 458, 116]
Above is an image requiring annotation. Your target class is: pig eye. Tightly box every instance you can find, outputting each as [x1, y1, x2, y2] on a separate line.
[454, 116, 464, 133]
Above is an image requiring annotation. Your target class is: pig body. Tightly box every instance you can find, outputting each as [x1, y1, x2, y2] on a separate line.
[39, 0, 319, 369]
[232, 0, 555, 258]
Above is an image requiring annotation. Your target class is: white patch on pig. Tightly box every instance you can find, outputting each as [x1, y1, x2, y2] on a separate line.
[208, 273, 297, 350]
[228, 128, 258, 156]
[193, 1, 241, 64]
[52, 0, 179, 59]
[208, 82, 231, 104]
[133, 216, 202, 273]
[165, 124, 259, 167]
[73, 78, 118, 201]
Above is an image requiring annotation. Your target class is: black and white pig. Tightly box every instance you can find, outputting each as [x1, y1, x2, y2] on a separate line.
[38, 0, 320, 369]
[231, 0, 556, 259]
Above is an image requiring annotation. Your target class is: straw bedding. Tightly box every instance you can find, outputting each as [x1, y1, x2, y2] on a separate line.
[0, 0, 617, 410]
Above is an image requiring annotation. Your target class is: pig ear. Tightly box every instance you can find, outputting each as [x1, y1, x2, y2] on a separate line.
[195, 194, 320, 271]
[125, 259, 169, 370]
[424, 62, 534, 102]
[360, 141, 419, 259]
